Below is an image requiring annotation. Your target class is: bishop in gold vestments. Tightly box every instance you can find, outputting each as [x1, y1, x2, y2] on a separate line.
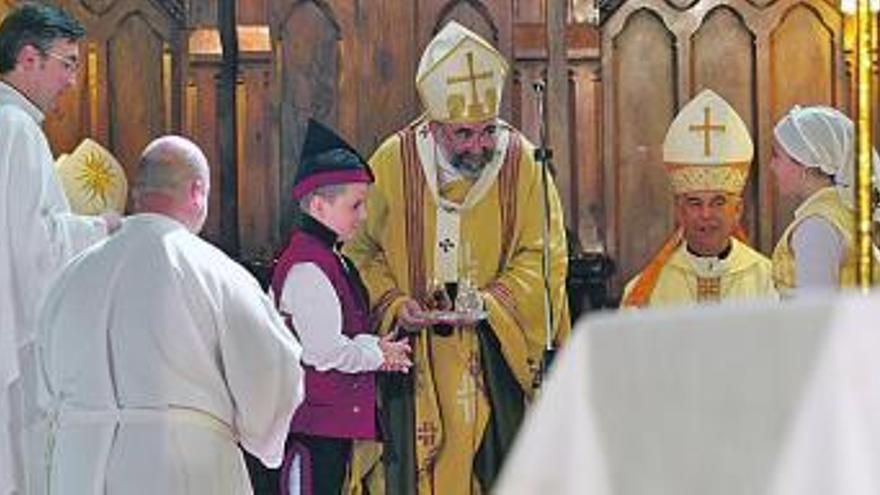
[623, 89, 777, 308]
[344, 21, 570, 495]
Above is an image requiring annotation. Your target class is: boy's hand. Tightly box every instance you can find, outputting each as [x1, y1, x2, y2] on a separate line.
[378, 333, 412, 373]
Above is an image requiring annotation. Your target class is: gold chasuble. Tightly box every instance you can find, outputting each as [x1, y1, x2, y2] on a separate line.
[772, 186, 880, 291]
[622, 237, 775, 308]
[344, 119, 570, 494]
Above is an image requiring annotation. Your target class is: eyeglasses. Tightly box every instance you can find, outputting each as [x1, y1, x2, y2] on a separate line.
[446, 123, 500, 144]
[42, 50, 80, 73]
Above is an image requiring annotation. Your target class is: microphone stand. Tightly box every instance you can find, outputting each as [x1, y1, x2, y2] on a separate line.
[532, 80, 557, 390]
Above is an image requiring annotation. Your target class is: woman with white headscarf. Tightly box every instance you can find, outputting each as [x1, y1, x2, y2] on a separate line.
[770, 105, 880, 294]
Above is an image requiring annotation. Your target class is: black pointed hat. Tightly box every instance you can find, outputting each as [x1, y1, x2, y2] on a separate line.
[291, 119, 374, 200]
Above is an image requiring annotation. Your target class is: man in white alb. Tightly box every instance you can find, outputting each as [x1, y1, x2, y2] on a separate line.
[0, 5, 120, 493]
[36, 136, 304, 494]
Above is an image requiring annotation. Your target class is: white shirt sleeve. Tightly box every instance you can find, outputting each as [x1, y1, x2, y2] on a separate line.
[790, 216, 845, 290]
[280, 262, 384, 373]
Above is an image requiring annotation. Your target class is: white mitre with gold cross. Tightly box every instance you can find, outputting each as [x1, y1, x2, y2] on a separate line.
[55, 138, 128, 215]
[663, 89, 753, 194]
[416, 21, 509, 124]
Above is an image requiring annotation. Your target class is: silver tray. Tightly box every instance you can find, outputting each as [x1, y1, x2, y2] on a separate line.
[419, 309, 488, 322]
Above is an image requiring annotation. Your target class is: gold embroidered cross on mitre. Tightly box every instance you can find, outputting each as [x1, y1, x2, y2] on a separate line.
[688, 106, 727, 157]
[416, 21, 509, 124]
[445, 51, 496, 121]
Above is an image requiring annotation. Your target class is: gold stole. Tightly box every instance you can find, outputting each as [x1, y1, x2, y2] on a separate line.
[399, 125, 521, 493]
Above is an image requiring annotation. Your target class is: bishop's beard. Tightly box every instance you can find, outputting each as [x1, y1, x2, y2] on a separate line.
[451, 148, 497, 180]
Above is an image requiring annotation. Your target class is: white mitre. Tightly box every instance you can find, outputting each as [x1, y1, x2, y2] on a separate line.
[55, 138, 128, 214]
[416, 21, 508, 124]
[663, 89, 754, 194]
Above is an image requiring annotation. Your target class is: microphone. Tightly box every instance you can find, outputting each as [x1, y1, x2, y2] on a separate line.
[533, 80, 546, 94]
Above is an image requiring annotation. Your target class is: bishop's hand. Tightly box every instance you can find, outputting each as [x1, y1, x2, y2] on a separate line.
[397, 297, 433, 331]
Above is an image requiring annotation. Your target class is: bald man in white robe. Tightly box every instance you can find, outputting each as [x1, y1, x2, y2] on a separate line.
[35, 136, 304, 495]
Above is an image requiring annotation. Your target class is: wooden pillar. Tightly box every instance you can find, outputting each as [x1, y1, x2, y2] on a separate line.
[217, 0, 240, 256]
[546, 0, 572, 225]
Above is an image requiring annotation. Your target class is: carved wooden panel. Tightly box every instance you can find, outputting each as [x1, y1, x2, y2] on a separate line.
[611, 9, 677, 286]
[185, 63, 221, 242]
[571, 64, 604, 250]
[665, 0, 700, 12]
[188, 0, 215, 25]
[107, 13, 165, 180]
[81, 0, 116, 15]
[511, 61, 543, 144]
[275, 1, 340, 238]
[515, 0, 544, 21]
[421, 0, 514, 61]
[238, 64, 277, 260]
[238, 0, 268, 24]
[747, 0, 781, 9]
[433, 1, 499, 45]
[343, 0, 418, 154]
[512, 15, 602, 248]
[691, 6, 758, 240]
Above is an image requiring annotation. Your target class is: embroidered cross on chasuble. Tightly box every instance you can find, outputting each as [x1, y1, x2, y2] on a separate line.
[686, 250, 731, 303]
[456, 373, 478, 424]
[416, 422, 438, 447]
[434, 207, 462, 282]
[438, 237, 455, 253]
[696, 276, 722, 302]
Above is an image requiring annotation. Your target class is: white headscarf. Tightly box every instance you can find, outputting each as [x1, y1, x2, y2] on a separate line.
[773, 105, 879, 219]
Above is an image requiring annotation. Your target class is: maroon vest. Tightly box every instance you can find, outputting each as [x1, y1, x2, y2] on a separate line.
[271, 222, 377, 439]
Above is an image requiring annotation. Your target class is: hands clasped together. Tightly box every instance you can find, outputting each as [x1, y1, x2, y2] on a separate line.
[378, 333, 412, 373]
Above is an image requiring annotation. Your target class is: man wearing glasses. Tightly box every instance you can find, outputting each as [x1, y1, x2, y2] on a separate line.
[0, 4, 119, 495]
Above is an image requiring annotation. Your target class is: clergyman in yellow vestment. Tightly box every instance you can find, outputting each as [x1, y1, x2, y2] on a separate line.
[344, 21, 570, 495]
[622, 89, 777, 308]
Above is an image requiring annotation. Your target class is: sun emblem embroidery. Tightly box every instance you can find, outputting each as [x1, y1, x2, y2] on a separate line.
[75, 150, 116, 208]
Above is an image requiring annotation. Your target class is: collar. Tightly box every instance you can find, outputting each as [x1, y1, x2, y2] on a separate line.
[686, 241, 732, 260]
[679, 243, 732, 278]
[124, 213, 189, 234]
[0, 80, 45, 124]
[298, 213, 340, 249]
